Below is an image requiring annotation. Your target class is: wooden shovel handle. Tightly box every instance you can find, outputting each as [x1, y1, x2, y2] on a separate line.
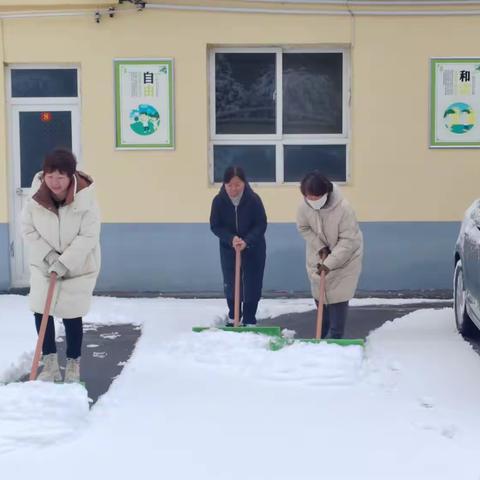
[315, 269, 326, 340]
[315, 252, 328, 340]
[29, 272, 57, 381]
[234, 247, 241, 327]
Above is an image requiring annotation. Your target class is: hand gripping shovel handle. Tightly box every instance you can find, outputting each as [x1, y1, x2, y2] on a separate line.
[29, 272, 57, 381]
[234, 247, 241, 327]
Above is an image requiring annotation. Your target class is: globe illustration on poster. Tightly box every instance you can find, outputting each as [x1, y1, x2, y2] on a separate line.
[443, 102, 475, 134]
[129, 104, 160, 136]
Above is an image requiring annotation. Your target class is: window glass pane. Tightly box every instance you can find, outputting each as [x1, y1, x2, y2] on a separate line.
[12, 69, 78, 97]
[213, 145, 276, 182]
[284, 144, 346, 182]
[215, 53, 276, 134]
[20, 111, 72, 188]
[283, 53, 343, 134]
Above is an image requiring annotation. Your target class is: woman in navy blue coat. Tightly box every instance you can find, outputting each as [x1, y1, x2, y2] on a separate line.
[210, 167, 267, 326]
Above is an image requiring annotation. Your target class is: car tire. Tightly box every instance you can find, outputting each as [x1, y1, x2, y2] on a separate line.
[454, 260, 478, 337]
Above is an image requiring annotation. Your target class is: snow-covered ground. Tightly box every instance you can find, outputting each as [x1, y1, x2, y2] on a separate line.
[1, 295, 480, 480]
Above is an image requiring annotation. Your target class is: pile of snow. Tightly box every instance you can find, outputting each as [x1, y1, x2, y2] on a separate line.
[350, 297, 450, 306]
[365, 308, 480, 409]
[161, 329, 363, 387]
[0, 382, 89, 455]
[0, 296, 36, 384]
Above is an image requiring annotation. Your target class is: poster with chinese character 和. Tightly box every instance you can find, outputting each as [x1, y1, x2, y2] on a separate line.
[431, 58, 480, 147]
[115, 59, 174, 149]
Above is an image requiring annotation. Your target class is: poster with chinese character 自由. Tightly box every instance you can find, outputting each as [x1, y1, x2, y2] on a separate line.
[114, 59, 174, 149]
[431, 58, 480, 147]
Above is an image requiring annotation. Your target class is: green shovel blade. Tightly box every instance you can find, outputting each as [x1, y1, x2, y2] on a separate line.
[269, 337, 365, 351]
[192, 326, 282, 337]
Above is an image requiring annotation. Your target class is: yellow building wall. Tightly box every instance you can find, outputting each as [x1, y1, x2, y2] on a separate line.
[0, 20, 7, 224]
[0, 6, 479, 223]
[351, 15, 480, 222]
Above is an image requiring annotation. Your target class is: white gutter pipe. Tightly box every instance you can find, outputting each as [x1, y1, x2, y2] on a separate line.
[146, 3, 480, 15]
[1, 2, 480, 19]
[242, 0, 480, 5]
[0, 7, 136, 20]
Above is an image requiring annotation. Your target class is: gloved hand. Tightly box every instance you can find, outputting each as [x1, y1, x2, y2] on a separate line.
[48, 260, 68, 278]
[44, 250, 60, 267]
[316, 263, 330, 276]
[318, 247, 331, 260]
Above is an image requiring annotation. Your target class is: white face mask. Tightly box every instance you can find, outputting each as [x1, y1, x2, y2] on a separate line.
[307, 195, 328, 210]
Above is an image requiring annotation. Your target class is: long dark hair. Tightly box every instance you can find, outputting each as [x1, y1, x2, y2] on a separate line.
[223, 166, 247, 184]
[300, 170, 333, 197]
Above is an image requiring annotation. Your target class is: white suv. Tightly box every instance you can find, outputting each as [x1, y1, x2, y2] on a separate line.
[454, 199, 480, 337]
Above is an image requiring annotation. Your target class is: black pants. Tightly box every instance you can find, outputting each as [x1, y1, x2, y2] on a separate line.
[34, 313, 83, 359]
[221, 247, 265, 325]
[226, 298, 259, 325]
[314, 301, 349, 339]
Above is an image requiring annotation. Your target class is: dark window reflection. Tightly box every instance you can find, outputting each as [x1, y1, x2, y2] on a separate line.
[12, 69, 78, 98]
[215, 53, 276, 134]
[284, 144, 346, 182]
[283, 53, 343, 134]
[20, 111, 72, 188]
[213, 145, 276, 182]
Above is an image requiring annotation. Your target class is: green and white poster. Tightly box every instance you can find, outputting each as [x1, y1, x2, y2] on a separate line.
[115, 59, 174, 149]
[431, 58, 480, 147]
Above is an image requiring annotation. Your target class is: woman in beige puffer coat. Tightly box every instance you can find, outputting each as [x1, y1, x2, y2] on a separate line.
[21, 149, 101, 383]
[296, 171, 363, 339]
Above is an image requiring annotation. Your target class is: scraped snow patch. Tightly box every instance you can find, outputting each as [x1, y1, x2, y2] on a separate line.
[0, 382, 89, 454]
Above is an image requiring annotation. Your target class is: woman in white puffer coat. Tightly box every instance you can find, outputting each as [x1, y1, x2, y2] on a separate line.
[296, 171, 363, 339]
[21, 149, 101, 383]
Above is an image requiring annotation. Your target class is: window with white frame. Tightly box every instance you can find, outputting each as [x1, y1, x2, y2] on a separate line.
[209, 47, 350, 184]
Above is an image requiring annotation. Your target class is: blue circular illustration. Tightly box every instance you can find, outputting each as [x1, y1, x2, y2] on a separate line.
[129, 104, 160, 136]
[443, 102, 475, 134]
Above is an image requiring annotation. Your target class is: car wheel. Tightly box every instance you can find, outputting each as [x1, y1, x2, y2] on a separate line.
[454, 260, 478, 337]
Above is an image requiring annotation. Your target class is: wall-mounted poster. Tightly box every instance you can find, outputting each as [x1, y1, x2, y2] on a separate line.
[114, 59, 174, 149]
[431, 58, 480, 148]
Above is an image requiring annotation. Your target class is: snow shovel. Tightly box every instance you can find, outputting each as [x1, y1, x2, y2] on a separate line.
[27, 273, 87, 387]
[30, 272, 57, 381]
[193, 246, 281, 337]
[269, 259, 364, 351]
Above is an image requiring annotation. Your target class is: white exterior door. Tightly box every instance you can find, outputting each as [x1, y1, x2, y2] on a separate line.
[8, 66, 80, 288]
